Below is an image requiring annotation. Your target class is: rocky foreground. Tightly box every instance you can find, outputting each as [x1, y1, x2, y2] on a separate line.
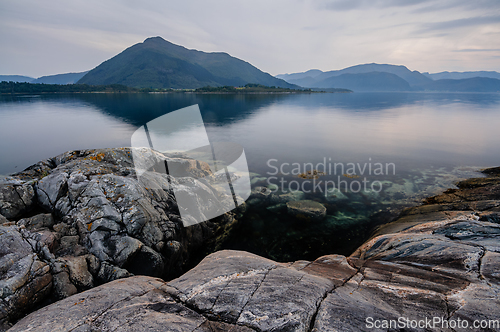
[1, 149, 500, 331]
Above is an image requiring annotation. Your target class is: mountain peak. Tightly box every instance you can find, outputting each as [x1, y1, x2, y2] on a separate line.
[143, 36, 167, 43]
[77, 38, 297, 89]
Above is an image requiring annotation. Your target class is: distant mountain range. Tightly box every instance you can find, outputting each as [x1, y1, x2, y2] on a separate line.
[77, 37, 297, 89]
[2, 38, 500, 92]
[0, 72, 87, 84]
[423, 71, 500, 80]
[312, 72, 412, 92]
[0, 75, 35, 83]
[32, 72, 88, 84]
[277, 64, 500, 92]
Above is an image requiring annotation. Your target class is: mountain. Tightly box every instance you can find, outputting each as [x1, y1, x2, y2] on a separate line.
[314, 72, 411, 92]
[0, 75, 34, 83]
[32, 71, 88, 84]
[416, 77, 500, 92]
[423, 71, 500, 80]
[78, 37, 298, 89]
[277, 63, 500, 92]
[276, 69, 323, 81]
[279, 63, 432, 88]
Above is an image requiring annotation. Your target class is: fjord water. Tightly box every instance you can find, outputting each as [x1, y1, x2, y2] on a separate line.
[1, 92, 500, 260]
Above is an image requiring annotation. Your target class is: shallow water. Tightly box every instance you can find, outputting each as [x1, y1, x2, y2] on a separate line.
[1, 92, 499, 260]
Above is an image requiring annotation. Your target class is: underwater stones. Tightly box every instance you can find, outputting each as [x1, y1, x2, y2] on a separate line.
[325, 213, 366, 229]
[270, 190, 305, 204]
[267, 183, 279, 191]
[266, 203, 287, 213]
[324, 188, 348, 202]
[250, 176, 267, 186]
[287, 200, 327, 221]
[247, 186, 273, 206]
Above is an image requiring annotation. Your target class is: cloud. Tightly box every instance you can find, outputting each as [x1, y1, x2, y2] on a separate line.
[1, 0, 499, 76]
[418, 15, 500, 33]
[319, 0, 433, 11]
[319, 0, 500, 12]
[412, 0, 500, 13]
[454, 48, 500, 52]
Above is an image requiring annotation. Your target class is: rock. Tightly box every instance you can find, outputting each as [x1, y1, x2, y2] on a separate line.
[0, 225, 52, 328]
[8, 276, 167, 332]
[15, 148, 234, 278]
[0, 148, 244, 326]
[52, 271, 77, 299]
[247, 186, 273, 206]
[325, 212, 367, 229]
[36, 172, 68, 210]
[0, 178, 34, 219]
[287, 200, 327, 221]
[97, 262, 132, 284]
[10, 275, 253, 332]
[270, 190, 305, 204]
[267, 183, 279, 191]
[10, 209, 500, 331]
[85, 254, 100, 276]
[168, 250, 340, 331]
[250, 176, 267, 186]
[34, 229, 58, 252]
[16, 213, 54, 231]
[325, 188, 348, 202]
[5, 153, 500, 331]
[61, 256, 94, 289]
[57, 235, 86, 256]
[266, 203, 286, 213]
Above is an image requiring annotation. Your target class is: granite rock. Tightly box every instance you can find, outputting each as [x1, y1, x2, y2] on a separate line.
[0, 148, 241, 328]
[0, 178, 35, 219]
[0, 225, 52, 330]
[10, 169, 500, 331]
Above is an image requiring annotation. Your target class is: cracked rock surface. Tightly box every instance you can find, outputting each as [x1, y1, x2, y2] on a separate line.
[0, 148, 240, 330]
[5, 159, 500, 331]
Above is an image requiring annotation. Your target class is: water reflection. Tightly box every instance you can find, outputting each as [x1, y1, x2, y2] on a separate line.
[1, 92, 500, 260]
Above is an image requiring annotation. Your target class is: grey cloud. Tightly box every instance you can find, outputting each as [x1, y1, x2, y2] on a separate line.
[418, 15, 500, 33]
[412, 0, 500, 13]
[319, 0, 433, 11]
[454, 48, 500, 52]
[319, 0, 500, 13]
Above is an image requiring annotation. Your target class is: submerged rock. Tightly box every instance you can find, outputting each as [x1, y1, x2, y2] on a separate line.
[287, 200, 327, 221]
[271, 190, 305, 204]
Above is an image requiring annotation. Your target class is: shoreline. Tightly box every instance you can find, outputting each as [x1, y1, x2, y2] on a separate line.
[4, 159, 499, 331]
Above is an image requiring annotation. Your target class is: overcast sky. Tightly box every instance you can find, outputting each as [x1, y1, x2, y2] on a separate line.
[1, 0, 499, 78]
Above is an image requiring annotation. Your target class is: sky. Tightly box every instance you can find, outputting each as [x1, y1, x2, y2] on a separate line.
[1, 0, 499, 78]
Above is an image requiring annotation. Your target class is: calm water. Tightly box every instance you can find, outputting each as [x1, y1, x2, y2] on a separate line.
[1, 92, 500, 260]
